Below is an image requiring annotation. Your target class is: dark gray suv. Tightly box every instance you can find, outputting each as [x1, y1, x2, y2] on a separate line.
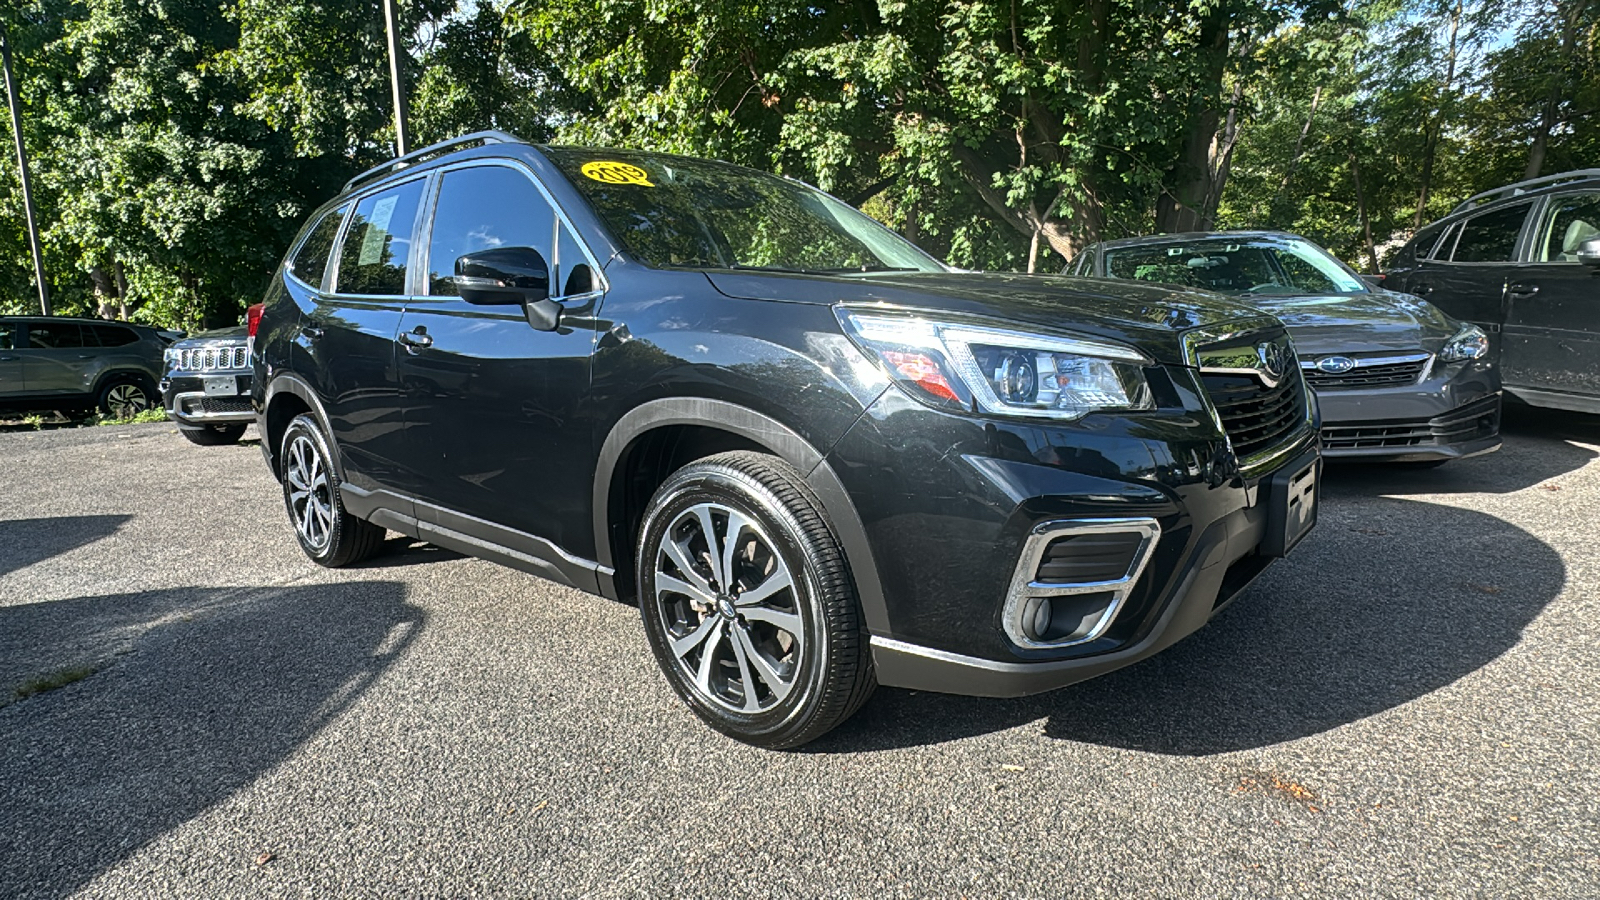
[0, 316, 167, 418]
[1386, 169, 1600, 414]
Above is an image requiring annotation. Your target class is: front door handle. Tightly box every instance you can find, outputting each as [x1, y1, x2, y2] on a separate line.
[398, 327, 433, 349]
[1507, 282, 1540, 297]
[1411, 284, 1434, 296]
[300, 325, 324, 340]
[77, 354, 96, 359]
[0, 355, 16, 361]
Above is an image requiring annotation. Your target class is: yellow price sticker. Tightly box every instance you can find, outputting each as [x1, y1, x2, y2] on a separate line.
[581, 161, 654, 186]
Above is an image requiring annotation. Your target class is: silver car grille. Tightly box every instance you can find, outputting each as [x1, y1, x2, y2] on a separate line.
[172, 344, 250, 373]
[1300, 353, 1431, 390]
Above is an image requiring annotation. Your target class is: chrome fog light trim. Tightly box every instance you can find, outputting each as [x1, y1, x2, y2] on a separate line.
[1002, 517, 1161, 651]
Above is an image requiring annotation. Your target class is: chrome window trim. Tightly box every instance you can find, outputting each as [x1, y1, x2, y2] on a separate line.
[1001, 517, 1161, 651]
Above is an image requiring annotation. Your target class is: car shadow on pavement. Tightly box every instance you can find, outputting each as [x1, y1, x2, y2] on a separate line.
[0, 581, 423, 900]
[0, 516, 131, 578]
[349, 536, 468, 569]
[813, 494, 1564, 755]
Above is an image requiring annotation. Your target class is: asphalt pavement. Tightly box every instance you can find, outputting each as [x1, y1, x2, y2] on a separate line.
[1, 408, 1597, 898]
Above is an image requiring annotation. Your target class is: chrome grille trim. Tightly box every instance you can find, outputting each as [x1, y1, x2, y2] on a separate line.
[167, 343, 253, 374]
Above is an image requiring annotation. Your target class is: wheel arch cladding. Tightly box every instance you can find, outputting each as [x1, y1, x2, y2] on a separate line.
[593, 398, 889, 633]
[262, 376, 335, 481]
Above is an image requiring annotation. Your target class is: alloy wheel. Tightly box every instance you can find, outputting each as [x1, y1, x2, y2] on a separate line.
[652, 501, 804, 713]
[285, 433, 333, 550]
[106, 383, 149, 418]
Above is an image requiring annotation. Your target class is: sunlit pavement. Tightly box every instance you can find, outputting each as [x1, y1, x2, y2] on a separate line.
[2, 406, 1596, 898]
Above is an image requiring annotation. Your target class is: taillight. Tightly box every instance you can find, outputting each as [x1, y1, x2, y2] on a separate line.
[246, 302, 265, 337]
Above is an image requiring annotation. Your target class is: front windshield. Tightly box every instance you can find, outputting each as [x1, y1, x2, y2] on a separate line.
[1103, 236, 1368, 295]
[544, 148, 944, 274]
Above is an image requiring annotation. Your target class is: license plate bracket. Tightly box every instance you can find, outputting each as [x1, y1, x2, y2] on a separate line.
[1260, 452, 1320, 558]
[202, 375, 238, 397]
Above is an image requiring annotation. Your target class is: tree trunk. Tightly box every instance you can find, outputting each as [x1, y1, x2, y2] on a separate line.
[1351, 152, 1379, 273]
[90, 265, 116, 319]
[1155, 5, 1231, 233]
[113, 260, 128, 319]
[1524, 0, 1583, 180]
[1414, 0, 1464, 230]
[1269, 84, 1322, 225]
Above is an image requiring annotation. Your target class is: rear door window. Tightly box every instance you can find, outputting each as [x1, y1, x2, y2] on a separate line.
[335, 180, 426, 296]
[0, 322, 15, 349]
[1536, 192, 1600, 262]
[425, 165, 555, 297]
[27, 322, 86, 348]
[293, 205, 348, 290]
[1450, 203, 1532, 262]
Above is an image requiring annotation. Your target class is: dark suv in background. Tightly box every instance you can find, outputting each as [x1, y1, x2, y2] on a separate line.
[254, 132, 1321, 747]
[0, 316, 167, 418]
[160, 305, 260, 445]
[1386, 169, 1600, 413]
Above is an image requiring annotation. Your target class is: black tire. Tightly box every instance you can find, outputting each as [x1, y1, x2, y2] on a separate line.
[96, 376, 155, 418]
[179, 423, 247, 446]
[636, 451, 874, 748]
[279, 413, 384, 567]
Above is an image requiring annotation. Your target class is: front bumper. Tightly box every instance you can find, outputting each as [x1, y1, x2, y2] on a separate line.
[1312, 358, 1501, 461]
[161, 372, 255, 427]
[826, 381, 1319, 697]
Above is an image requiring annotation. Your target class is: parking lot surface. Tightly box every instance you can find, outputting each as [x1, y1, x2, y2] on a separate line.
[2, 410, 1598, 898]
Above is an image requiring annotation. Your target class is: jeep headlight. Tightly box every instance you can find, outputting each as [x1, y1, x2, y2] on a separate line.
[837, 309, 1154, 420]
[1440, 323, 1489, 362]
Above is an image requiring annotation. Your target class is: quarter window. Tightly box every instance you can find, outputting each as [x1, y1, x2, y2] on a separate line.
[27, 322, 86, 349]
[90, 324, 138, 347]
[426, 166, 556, 297]
[1536, 193, 1600, 262]
[294, 205, 348, 289]
[1450, 203, 1531, 263]
[336, 180, 426, 296]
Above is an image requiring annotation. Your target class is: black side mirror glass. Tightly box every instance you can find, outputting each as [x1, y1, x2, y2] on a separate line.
[1578, 237, 1600, 268]
[455, 247, 550, 305]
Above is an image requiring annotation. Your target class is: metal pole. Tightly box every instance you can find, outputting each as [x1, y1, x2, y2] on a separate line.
[1, 27, 49, 315]
[382, 0, 410, 157]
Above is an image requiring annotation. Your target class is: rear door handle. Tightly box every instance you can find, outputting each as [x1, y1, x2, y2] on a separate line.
[1507, 282, 1539, 297]
[77, 354, 96, 359]
[300, 325, 325, 340]
[398, 327, 433, 349]
[1411, 284, 1434, 296]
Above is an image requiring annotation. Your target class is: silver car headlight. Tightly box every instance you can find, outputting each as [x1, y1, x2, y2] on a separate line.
[837, 309, 1154, 420]
[1440, 323, 1489, 362]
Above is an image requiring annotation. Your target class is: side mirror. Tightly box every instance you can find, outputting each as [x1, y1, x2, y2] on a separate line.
[1578, 237, 1600, 268]
[454, 246, 562, 331]
[1361, 273, 1386, 287]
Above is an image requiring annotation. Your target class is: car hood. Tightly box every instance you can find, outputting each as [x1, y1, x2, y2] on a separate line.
[173, 325, 248, 348]
[705, 271, 1277, 366]
[1233, 291, 1458, 356]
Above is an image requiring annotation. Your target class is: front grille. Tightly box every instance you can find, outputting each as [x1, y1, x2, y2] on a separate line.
[1322, 395, 1501, 450]
[1201, 372, 1307, 461]
[175, 344, 250, 373]
[197, 396, 252, 415]
[1302, 356, 1429, 390]
[1035, 532, 1144, 584]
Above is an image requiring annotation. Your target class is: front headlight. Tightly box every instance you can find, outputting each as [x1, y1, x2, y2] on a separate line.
[837, 309, 1154, 420]
[1440, 323, 1489, 362]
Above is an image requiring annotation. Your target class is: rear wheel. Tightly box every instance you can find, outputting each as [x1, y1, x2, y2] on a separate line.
[96, 377, 154, 419]
[636, 451, 874, 748]
[280, 414, 384, 566]
[179, 423, 247, 446]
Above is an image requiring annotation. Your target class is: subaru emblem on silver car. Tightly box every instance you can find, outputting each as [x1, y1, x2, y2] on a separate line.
[1317, 356, 1357, 374]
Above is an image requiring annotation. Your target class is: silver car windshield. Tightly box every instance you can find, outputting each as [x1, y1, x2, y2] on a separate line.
[1104, 237, 1369, 296]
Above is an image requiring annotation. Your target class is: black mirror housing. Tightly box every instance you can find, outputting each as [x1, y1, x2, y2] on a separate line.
[455, 247, 551, 305]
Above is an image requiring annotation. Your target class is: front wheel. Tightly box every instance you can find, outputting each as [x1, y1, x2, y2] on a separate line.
[636, 451, 874, 748]
[97, 377, 154, 419]
[279, 414, 384, 567]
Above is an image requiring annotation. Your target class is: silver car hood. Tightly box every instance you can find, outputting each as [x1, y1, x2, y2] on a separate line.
[1240, 291, 1457, 356]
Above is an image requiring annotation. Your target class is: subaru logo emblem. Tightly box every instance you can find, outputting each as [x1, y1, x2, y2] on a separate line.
[1254, 341, 1294, 385]
[1316, 356, 1357, 374]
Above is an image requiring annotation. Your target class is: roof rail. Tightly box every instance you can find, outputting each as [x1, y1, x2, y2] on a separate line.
[342, 130, 524, 193]
[1451, 169, 1600, 214]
